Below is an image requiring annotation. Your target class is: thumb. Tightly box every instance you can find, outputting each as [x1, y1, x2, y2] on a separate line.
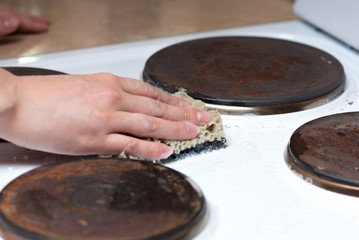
[0, 17, 19, 36]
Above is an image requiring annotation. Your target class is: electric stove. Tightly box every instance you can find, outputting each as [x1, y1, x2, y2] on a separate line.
[0, 18, 359, 239]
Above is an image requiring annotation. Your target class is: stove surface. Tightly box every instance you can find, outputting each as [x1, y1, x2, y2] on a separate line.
[1, 20, 359, 239]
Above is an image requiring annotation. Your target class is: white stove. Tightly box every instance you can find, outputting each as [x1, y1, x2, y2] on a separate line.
[0, 18, 359, 239]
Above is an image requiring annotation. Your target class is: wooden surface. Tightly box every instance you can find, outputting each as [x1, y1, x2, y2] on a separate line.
[0, 0, 297, 59]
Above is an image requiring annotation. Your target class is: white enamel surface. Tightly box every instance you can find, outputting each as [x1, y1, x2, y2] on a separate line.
[1, 20, 359, 239]
[295, 0, 359, 51]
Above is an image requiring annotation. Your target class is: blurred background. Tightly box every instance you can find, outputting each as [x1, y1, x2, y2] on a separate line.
[0, 0, 297, 59]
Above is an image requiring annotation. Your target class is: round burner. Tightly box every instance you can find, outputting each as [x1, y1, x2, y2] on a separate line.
[0, 158, 206, 240]
[285, 112, 359, 196]
[143, 37, 345, 114]
[2, 66, 65, 76]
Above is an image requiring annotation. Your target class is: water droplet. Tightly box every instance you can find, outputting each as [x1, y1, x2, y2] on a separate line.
[305, 177, 313, 184]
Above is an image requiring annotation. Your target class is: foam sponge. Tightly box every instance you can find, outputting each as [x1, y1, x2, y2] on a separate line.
[162, 92, 225, 155]
[102, 92, 226, 162]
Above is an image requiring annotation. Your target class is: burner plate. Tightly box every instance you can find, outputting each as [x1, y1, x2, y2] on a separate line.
[143, 37, 345, 114]
[285, 112, 359, 196]
[2, 67, 65, 76]
[0, 158, 206, 240]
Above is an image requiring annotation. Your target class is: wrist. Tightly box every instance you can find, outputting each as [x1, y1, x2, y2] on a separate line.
[0, 68, 17, 133]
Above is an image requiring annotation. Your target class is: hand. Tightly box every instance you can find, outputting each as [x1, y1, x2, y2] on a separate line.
[0, 69, 212, 160]
[0, 5, 50, 37]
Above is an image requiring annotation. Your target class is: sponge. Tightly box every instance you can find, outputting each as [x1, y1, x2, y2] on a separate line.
[160, 92, 226, 161]
[102, 92, 226, 163]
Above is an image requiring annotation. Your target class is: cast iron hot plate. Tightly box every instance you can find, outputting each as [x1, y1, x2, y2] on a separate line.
[2, 67, 65, 76]
[0, 158, 206, 240]
[285, 112, 359, 196]
[143, 37, 345, 114]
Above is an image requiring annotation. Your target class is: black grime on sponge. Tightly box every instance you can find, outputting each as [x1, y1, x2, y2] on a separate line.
[156, 138, 227, 164]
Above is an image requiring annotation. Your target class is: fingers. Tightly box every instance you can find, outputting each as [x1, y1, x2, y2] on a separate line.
[17, 14, 50, 33]
[112, 76, 212, 125]
[109, 112, 200, 140]
[0, 6, 49, 36]
[119, 77, 189, 107]
[27, 15, 50, 24]
[83, 73, 212, 126]
[117, 92, 212, 126]
[103, 134, 173, 160]
[0, 16, 19, 36]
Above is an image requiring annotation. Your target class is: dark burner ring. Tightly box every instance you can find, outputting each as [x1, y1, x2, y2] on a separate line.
[143, 37, 345, 114]
[285, 112, 359, 197]
[2, 66, 65, 76]
[0, 158, 206, 240]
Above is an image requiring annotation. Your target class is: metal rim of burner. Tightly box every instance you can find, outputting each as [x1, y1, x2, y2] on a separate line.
[143, 36, 346, 115]
[285, 112, 359, 197]
[0, 158, 207, 240]
[204, 80, 345, 115]
[285, 148, 359, 197]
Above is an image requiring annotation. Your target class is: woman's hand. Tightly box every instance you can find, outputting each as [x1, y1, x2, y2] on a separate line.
[0, 69, 212, 160]
[0, 5, 49, 36]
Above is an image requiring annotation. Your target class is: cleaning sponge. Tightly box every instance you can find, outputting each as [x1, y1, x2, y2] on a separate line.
[161, 92, 226, 159]
[102, 92, 226, 163]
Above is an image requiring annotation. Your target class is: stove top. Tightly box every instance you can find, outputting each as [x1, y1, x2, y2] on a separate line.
[0, 20, 359, 239]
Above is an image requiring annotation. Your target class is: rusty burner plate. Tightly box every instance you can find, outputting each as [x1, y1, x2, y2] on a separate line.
[143, 37, 345, 114]
[2, 67, 65, 76]
[0, 158, 206, 240]
[285, 112, 359, 197]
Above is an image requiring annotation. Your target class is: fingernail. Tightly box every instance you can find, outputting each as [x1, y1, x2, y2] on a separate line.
[3, 17, 18, 29]
[178, 100, 190, 107]
[160, 145, 173, 159]
[197, 111, 212, 124]
[186, 123, 200, 135]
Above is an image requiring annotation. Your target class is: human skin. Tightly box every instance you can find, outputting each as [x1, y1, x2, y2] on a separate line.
[0, 69, 212, 160]
[0, 5, 49, 36]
